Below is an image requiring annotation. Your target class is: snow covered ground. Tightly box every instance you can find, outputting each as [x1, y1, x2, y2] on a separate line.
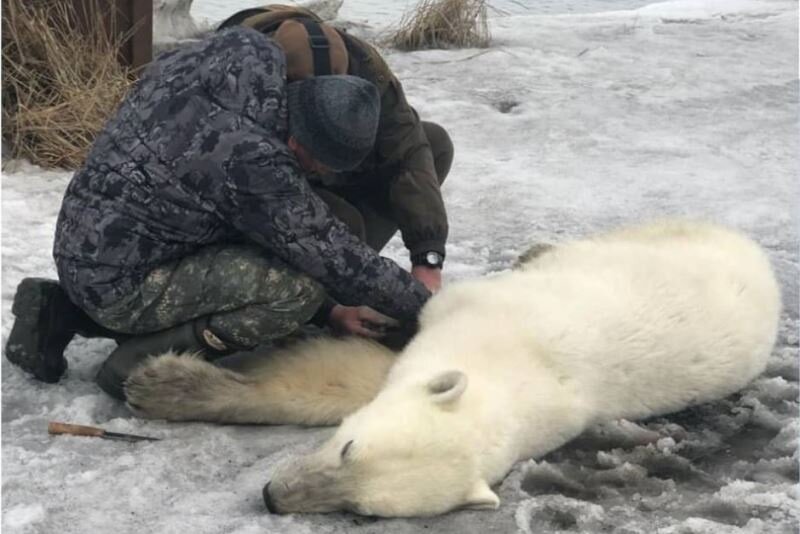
[2, 0, 798, 532]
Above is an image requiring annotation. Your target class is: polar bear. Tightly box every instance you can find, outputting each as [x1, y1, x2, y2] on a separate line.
[125, 220, 780, 518]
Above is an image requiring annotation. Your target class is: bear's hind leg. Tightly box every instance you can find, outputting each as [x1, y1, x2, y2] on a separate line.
[125, 337, 395, 425]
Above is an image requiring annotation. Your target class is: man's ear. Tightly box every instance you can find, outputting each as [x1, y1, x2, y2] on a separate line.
[427, 370, 467, 405]
[463, 480, 500, 510]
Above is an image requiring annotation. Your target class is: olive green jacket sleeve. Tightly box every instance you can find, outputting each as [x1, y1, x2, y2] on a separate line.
[342, 33, 449, 259]
[376, 77, 449, 258]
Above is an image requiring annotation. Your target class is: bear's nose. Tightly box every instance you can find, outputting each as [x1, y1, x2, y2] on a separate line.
[263, 481, 277, 513]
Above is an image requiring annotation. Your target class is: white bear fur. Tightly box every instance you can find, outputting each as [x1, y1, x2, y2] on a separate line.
[126, 220, 780, 517]
[126, 336, 393, 425]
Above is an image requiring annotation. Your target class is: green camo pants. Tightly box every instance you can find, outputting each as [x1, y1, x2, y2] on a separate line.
[91, 244, 325, 348]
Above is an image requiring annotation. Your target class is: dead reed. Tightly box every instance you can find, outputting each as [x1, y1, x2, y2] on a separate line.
[2, 0, 134, 169]
[388, 0, 490, 51]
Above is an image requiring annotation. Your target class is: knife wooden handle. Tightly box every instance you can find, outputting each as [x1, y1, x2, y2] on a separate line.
[48, 422, 105, 438]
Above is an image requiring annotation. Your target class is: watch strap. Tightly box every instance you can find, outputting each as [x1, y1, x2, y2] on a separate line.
[411, 251, 444, 268]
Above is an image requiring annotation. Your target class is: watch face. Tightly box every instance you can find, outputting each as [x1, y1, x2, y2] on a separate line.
[426, 252, 443, 266]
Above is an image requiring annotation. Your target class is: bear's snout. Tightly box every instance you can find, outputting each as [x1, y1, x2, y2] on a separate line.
[262, 481, 278, 513]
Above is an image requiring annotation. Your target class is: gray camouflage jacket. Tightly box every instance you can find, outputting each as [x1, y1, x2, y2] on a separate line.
[53, 28, 430, 323]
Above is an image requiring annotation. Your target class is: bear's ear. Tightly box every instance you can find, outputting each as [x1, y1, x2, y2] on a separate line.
[462, 480, 500, 510]
[427, 370, 468, 405]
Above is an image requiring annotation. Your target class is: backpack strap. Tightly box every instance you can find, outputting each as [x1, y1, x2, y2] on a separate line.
[298, 18, 332, 76]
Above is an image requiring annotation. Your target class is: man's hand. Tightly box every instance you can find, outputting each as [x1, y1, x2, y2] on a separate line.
[411, 265, 442, 293]
[328, 304, 400, 338]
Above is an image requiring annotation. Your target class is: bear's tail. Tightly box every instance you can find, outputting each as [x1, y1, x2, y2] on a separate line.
[124, 337, 395, 426]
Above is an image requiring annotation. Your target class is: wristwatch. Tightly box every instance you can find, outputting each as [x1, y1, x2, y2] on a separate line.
[411, 251, 444, 269]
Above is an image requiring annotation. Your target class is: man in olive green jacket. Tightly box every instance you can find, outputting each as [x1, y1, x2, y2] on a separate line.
[219, 5, 454, 296]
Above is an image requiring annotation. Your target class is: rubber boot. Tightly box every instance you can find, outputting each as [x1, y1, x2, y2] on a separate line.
[5, 278, 123, 383]
[95, 318, 243, 401]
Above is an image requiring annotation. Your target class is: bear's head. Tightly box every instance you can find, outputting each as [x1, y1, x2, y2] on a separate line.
[262, 370, 500, 517]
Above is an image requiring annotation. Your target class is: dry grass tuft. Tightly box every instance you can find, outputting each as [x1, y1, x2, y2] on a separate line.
[388, 0, 490, 51]
[2, 0, 134, 169]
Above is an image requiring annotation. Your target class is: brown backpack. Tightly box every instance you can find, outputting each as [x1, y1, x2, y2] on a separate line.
[217, 5, 394, 93]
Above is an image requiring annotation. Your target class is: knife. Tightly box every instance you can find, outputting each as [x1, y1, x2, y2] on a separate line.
[47, 421, 160, 442]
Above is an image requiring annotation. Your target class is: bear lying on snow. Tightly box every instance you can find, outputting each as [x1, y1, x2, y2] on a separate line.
[125, 220, 780, 517]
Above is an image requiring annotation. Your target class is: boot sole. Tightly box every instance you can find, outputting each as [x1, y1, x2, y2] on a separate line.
[5, 278, 69, 383]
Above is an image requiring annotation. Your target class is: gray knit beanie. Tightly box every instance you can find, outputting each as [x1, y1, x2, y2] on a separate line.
[287, 75, 380, 172]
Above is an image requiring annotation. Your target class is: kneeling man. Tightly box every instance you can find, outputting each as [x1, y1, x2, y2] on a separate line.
[5, 28, 431, 399]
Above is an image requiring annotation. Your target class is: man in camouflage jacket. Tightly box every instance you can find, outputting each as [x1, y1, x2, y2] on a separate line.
[218, 5, 454, 293]
[4, 27, 431, 399]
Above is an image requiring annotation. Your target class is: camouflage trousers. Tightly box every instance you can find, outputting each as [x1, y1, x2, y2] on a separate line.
[90, 245, 325, 348]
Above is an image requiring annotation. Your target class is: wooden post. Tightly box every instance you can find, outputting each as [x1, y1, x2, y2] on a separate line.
[118, 0, 153, 71]
[69, 0, 153, 72]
